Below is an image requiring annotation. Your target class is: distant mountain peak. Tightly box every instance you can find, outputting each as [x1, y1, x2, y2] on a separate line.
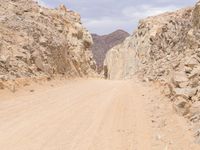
[91, 29, 130, 73]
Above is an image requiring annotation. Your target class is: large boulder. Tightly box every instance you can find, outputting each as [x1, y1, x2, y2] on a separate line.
[173, 96, 191, 116]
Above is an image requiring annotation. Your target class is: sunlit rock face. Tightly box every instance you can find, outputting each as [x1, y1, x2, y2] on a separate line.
[104, 7, 193, 80]
[0, 0, 96, 81]
[105, 1, 200, 128]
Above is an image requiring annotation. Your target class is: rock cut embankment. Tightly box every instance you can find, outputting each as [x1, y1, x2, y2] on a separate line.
[0, 0, 96, 89]
[104, 1, 200, 139]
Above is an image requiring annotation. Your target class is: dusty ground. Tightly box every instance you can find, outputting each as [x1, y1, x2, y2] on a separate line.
[0, 79, 199, 150]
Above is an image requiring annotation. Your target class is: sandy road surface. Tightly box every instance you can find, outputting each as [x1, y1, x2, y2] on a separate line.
[0, 79, 199, 150]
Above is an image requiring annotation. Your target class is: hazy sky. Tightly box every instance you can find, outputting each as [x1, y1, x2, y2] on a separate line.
[38, 0, 197, 35]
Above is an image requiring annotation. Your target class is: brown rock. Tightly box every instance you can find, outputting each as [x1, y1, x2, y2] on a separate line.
[172, 71, 189, 88]
[0, 82, 4, 90]
[189, 101, 200, 122]
[173, 96, 191, 116]
[35, 57, 44, 71]
[173, 72, 188, 83]
[190, 78, 199, 88]
[193, 1, 200, 29]
[185, 57, 199, 68]
[0, 0, 96, 81]
[179, 82, 189, 88]
[188, 66, 200, 79]
[174, 87, 197, 99]
[162, 83, 173, 97]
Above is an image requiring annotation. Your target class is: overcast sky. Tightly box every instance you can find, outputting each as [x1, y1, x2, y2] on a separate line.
[38, 0, 197, 35]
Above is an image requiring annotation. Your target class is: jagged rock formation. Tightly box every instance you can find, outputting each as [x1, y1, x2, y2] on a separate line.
[91, 30, 129, 72]
[104, 1, 200, 136]
[0, 0, 96, 86]
[104, 7, 193, 80]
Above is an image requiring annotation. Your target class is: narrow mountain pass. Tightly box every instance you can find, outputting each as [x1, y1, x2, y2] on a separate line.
[0, 79, 199, 150]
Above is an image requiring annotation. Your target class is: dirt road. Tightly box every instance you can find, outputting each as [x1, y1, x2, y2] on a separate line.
[0, 79, 199, 150]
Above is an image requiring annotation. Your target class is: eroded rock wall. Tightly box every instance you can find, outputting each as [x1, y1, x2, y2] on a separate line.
[0, 0, 96, 84]
[105, 1, 200, 130]
[104, 7, 193, 80]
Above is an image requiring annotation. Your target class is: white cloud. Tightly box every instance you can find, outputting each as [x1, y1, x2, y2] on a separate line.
[82, 17, 137, 35]
[83, 4, 179, 34]
[122, 5, 179, 19]
[39, 0, 196, 34]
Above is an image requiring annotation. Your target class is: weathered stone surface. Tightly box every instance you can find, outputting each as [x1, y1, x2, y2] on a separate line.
[172, 71, 189, 88]
[0, 82, 4, 89]
[104, 7, 193, 80]
[162, 83, 173, 97]
[0, 0, 96, 83]
[193, 1, 200, 30]
[173, 72, 188, 83]
[104, 36, 139, 79]
[91, 30, 129, 73]
[104, 1, 200, 126]
[189, 101, 200, 122]
[173, 96, 191, 116]
[173, 87, 197, 99]
[185, 57, 199, 68]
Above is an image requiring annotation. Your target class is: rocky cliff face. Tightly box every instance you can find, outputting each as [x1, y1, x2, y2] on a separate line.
[105, 1, 200, 132]
[91, 30, 129, 72]
[104, 7, 193, 80]
[0, 0, 96, 84]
